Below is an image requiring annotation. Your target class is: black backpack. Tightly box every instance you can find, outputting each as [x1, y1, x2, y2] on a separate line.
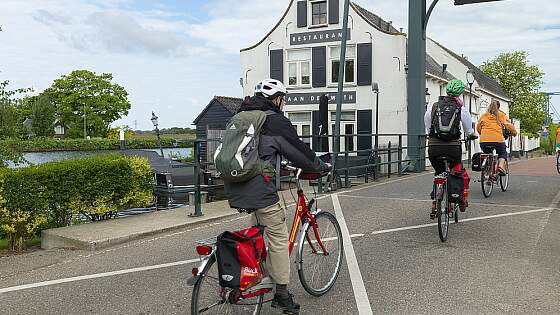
[430, 97, 462, 141]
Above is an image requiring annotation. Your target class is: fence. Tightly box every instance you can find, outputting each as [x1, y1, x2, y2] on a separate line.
[174, 134, 428, 216]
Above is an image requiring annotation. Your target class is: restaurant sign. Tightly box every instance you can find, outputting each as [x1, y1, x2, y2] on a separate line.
[290, 29, 351, 46]
[285, 91, 356, 105]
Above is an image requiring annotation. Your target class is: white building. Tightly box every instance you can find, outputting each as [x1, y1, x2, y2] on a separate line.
[240, 0, 536, 156]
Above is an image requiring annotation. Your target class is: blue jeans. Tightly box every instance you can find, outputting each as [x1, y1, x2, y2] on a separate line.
[480, 142, 507, 159]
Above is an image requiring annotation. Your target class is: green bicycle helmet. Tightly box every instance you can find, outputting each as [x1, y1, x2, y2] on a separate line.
[446, 79, 465, 97]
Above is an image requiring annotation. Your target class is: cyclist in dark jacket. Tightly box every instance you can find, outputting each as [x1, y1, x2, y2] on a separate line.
[224, 78, 329, 313]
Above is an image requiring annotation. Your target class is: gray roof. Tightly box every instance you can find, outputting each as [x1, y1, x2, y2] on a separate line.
[431, 40, 507, 98]
[214, 96, 243, 114]
[426, 54, 457, 81]
[193, 96, 243, 125]
[350, 2, 400, 34]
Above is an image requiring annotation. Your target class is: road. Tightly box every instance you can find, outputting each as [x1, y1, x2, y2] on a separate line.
[1, 157, 559, 314]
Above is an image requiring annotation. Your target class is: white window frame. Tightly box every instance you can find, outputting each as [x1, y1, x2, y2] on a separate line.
[328, 45, 356, 86]
[328, 111, 357, 153]
[309, 0, 328, 27]
[287, 111, 313, 147]
[286, 49, 312, 88]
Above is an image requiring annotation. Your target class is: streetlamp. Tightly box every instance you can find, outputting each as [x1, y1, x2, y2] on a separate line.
[151, 112, 164, 157]
[466, 69, 476, 165]
[372, 83, 380, 135]
[425, 88, 431, 110]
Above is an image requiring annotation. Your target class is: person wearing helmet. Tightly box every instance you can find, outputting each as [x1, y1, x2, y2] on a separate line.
[224, 78, 330, 313]
[424, 79, 477, 218]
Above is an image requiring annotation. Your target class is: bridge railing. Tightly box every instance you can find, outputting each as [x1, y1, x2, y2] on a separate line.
[182, 133, 428, 216]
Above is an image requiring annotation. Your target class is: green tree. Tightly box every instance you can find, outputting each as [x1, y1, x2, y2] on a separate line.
[0, 80, 31, 167]
[43, 70, 131, 138]
[31, 94, 56, 137]
[480, 51, 547, 135]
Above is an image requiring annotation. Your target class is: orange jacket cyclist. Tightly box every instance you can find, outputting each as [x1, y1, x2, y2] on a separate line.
[476, 100, 517, 174]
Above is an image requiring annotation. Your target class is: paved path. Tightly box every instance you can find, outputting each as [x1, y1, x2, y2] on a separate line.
[1, 157, 559, 314]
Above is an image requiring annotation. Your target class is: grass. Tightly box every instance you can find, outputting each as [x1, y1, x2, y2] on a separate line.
[129, 133, 195, 140]
[0, 236, 42, 252]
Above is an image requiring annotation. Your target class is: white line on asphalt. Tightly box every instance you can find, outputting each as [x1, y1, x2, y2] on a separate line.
[332, 194, 373, 315]
[0, 258, 199, 294]
[338, 194, 549, 210]
[368, 207, 555, 236]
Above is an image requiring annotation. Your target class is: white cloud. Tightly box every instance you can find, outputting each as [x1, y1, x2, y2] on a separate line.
[1, 0, 559, 129]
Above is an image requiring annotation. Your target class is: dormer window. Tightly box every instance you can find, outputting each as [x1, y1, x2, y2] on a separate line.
[311, 1, 327, 26]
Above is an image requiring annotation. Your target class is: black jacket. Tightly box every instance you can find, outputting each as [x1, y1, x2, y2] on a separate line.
[224, 96, 327, 209]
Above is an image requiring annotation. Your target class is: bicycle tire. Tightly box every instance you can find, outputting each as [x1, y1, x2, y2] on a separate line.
[500, 160, 509, 192]
[298, 211, 344, 297]
[557, 153, 560, 174]
[481, 160, 493, 198]
[437, 184, 449, 242]
[191, 255, 263, 315]
[454, 204, 459, 224]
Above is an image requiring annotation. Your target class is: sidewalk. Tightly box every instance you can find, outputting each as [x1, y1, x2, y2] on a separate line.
[41, 184, 322, 251]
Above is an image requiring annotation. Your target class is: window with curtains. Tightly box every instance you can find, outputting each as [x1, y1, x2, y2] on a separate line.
[286, 49, 311, 87]
[311, 1, 328, 25]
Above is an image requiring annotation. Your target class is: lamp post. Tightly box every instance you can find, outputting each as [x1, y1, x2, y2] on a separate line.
[466, 69, 475, 165]
[425, 88, 431, 110]
[151, 112, 164, 157]
[372, 83, 380, 180]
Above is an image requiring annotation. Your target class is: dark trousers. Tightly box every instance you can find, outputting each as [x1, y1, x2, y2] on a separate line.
[428, 145, 462, 175]
[480, 142, 507, 159]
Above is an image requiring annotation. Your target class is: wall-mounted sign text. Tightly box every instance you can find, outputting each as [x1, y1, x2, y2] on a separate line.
[285, 91, 356, 105]
[290, 29, 351, 45]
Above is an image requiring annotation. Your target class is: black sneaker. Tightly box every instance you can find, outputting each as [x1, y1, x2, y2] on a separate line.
[271, 293, 300, 314]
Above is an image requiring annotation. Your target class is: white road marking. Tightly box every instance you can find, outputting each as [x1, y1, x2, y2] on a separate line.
[0, 258, 199, 294]
[332, 194, 373, 315]
[368, 207, 555, 236]
[338, 194, 550, 209]
[2, 207, 555, 295]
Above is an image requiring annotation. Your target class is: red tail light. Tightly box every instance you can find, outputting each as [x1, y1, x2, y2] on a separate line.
[192, 267, 199, 276]
[196, 245, 212, 256]
[434, 178, 445, 185]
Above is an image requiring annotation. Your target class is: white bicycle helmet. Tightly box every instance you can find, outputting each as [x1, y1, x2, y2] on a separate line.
[254, 79, 287, 99]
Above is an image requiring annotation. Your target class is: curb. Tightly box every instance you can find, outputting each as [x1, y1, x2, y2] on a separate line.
[41, 210, 241, 251]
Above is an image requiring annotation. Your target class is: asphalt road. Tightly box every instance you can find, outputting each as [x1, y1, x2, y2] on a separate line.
[1, 157, 559, 314]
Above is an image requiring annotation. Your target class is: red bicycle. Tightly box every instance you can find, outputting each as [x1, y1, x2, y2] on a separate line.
[480, 149, 509, 198]
[188, 164, 343, 314]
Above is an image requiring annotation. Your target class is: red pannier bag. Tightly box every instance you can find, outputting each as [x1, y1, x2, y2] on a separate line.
[216, 226, 266, 291]
[451, 164, 470, 202]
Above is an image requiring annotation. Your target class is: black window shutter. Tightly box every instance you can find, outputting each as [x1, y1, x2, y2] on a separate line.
[297, 1, 307, 27]
[312, 46, 326, 88]
[357, 110, 372, 156]
[270, 49, 283, 82]
[312, 110, 319, 151]
[329, 0, 339, 24]
[357, 43, 372, 86]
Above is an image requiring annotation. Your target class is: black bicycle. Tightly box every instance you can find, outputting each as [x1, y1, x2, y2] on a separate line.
[432, 157, 460, 242]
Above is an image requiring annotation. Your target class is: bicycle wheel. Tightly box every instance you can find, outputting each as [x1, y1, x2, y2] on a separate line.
[191, 255, 263, 315]
[556, 153, 560, 174]
[298, 211, 343, 297]
[454, 204, 459, 224]
[500, 160, 509, 192]
[481, 161, 493, 198]
[437, 184, 449, 242]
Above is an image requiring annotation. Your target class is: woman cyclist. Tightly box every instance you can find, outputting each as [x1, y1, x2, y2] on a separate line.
[476, 100, 517, 174]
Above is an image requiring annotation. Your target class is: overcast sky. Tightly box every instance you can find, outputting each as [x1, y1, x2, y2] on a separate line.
[1, 0, 559, 129]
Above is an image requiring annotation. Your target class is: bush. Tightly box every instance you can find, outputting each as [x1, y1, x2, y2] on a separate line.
[0, 138, 193, 152]
[0, 155, 154, 251]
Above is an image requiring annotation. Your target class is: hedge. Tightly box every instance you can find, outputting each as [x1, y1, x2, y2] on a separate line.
[0, 155, 154, 251]
[0, 138, 193, 152]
